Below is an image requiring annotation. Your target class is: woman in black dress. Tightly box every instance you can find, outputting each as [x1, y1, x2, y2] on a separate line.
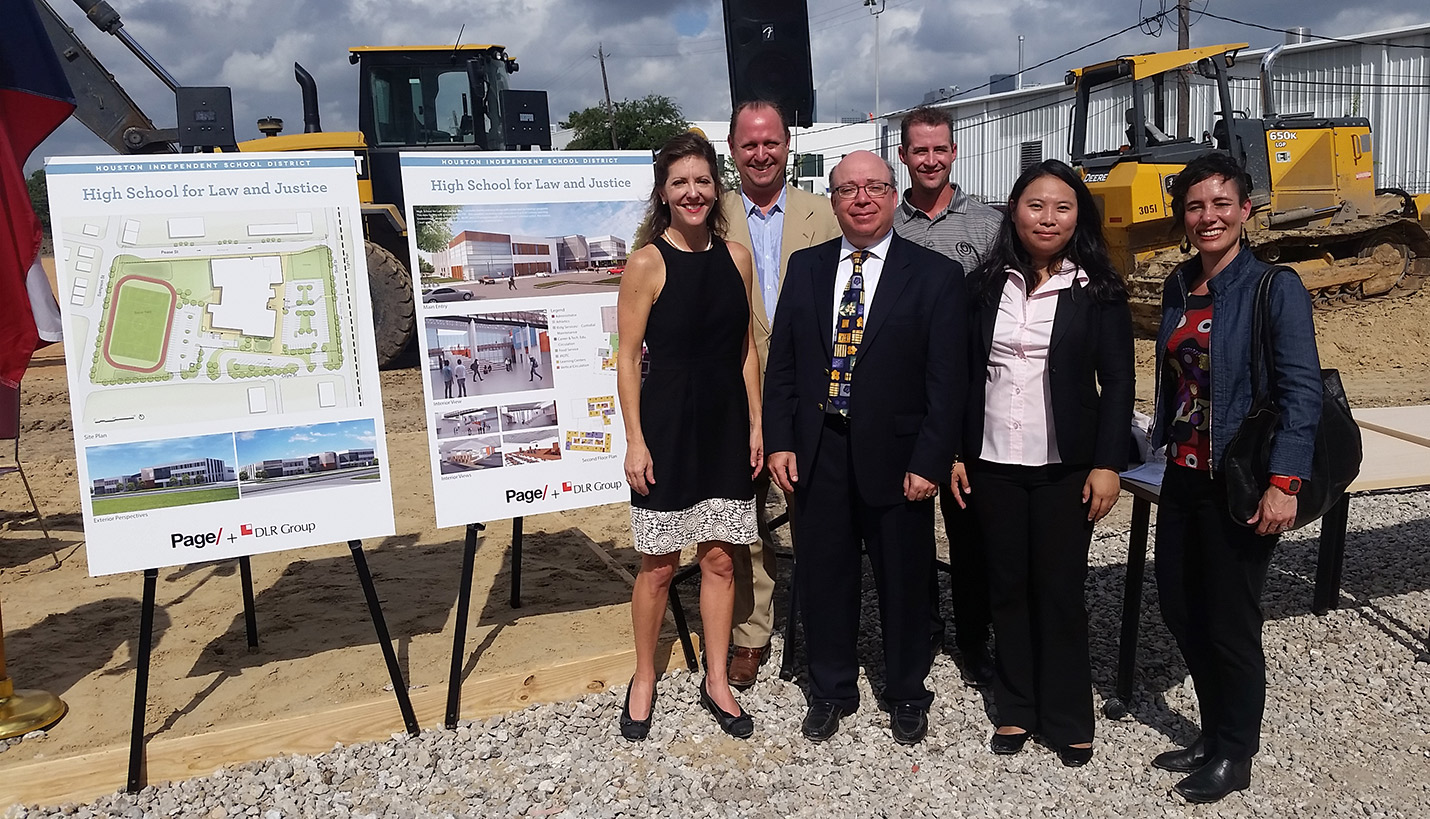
[615, 132, 763, 741]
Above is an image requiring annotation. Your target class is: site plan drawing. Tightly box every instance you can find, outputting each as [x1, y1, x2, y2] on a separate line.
[46, 153, 395, 576]
[59, 204, 367, 432]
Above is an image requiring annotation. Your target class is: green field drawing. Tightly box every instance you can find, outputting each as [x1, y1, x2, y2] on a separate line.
[105, 277, 175, 371]
[287, 246, 332, 281]
[91, 486, 239, 514]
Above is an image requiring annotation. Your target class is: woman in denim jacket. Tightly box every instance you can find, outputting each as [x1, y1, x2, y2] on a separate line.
[1148, 152, 1322, 803]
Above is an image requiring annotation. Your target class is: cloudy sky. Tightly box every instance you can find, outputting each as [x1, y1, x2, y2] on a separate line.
[31, 0, 1429, 170]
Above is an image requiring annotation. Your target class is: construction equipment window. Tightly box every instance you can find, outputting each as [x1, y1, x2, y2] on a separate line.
[370, 66, 476, 146]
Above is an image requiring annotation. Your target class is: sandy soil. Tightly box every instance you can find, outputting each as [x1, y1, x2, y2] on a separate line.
[0, 265, 1426, 770]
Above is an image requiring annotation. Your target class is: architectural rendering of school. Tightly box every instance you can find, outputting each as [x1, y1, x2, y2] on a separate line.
[429, 231, 628, 280]
[241, 448, 377, 479]
[90, 457, 236, 495]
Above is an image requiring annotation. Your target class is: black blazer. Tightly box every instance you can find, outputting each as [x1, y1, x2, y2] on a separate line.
[764, 232, 968, 506]
[964, 274, 1135, 471]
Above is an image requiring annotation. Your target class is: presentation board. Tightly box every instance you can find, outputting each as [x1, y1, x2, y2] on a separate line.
[400, 152, 651, 527]
[46, 153, 396, 575]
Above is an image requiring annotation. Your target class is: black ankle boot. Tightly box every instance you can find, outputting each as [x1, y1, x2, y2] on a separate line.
[1152, 734, 1213, 772]
[1173, 756, 1251, 803]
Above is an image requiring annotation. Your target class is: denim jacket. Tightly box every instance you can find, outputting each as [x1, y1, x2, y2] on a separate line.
[1149, 246, 1322, 477]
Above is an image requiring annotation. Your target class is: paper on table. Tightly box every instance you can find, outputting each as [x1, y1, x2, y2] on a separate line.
[1121, 460, 1167, 487]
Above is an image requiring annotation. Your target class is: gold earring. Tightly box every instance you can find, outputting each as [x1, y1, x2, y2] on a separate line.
[1179, 237, 1191, 254]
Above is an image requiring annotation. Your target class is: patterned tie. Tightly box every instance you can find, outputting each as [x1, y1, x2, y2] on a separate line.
[827, 250, 867, 417]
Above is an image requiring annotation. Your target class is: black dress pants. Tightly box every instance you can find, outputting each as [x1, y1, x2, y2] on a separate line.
[971, 460, 1095, 746]
[793, 415, 936, 710]
[1155, 463, 1275, 761]
[936, 487, 992, 652]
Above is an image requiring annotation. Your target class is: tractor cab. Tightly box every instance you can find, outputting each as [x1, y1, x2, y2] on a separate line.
[348, 45, 550, 214]
[1066, 43, 1248, 176]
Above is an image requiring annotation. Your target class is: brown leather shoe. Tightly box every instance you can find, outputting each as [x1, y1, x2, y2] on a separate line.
[727, 644, 769, 688]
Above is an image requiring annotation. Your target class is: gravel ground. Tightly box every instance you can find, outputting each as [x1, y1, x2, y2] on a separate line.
[7, 489, 1430, 818]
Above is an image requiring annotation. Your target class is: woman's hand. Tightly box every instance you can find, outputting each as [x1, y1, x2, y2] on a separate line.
[948, 462, 971, 509]
[1249, 485, 1298, 536]
[625, 442, 655, 496]
[1082, 467, 1120, 522]
[749, 426, 764, 480]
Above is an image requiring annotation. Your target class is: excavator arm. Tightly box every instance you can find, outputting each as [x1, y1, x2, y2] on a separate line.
[33, 0, 175, 153]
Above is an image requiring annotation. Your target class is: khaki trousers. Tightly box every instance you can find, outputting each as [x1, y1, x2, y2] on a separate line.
[731, 475, 789, 648]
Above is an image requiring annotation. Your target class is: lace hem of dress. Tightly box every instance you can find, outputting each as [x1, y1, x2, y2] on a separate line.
[630, 497, 758, 555]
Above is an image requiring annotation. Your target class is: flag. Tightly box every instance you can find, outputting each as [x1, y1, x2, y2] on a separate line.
[0, 0, 76, 388]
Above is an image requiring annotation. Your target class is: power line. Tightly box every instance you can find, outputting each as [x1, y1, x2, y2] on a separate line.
[1195, 9, 1430, 51]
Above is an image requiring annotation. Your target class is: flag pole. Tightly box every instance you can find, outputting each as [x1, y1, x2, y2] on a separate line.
[0, 596, 67, 739]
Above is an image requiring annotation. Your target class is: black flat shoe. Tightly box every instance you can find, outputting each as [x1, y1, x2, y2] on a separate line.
[699, 677, 753, 739]
[1057, 744, 1093, 767]
[801, 700, 854, 741]
[618, 677, 655, 741]
[1173, 757, 1251, 803]
[891, 703, 928, 745]
[1152, 735, 1213, 773]
[989, 729, 1032, 755]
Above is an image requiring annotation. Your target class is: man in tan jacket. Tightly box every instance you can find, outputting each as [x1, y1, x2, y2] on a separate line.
[719, 100, 841, 687]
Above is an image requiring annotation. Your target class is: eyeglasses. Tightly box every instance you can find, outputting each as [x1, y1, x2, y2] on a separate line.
[832, 182, 896, 200]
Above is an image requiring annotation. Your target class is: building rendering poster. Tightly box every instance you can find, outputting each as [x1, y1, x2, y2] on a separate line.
[46, 153, 397, 575]
[400, 152, 648, 526]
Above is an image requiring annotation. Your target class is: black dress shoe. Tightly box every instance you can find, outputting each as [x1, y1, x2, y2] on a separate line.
[699, 677, 754, 739]
[958, 643, 996, 687]
[1057, 744, 1094, 767]
[989, 729, 1032, 755]
[1173, 757, 1251, 803]
[1152, 735, 1213, 773]
[891, 703, 928, 745]
[619, 677, 655, 741]
[801, 700, 854, 741]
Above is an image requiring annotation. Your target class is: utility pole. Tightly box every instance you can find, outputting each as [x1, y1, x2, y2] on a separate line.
[1176, 0, 1191, 138]
[597, 43, 617, 149]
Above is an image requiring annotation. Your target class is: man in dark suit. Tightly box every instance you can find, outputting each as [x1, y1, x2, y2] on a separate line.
[764, 150, 967, 745]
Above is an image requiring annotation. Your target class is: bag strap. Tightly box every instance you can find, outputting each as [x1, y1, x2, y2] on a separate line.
[1247, 267, 1281, 406]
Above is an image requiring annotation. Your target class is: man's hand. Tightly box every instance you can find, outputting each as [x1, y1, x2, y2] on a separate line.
[904, 472, 937, 502]
[769, 451, 799, 494]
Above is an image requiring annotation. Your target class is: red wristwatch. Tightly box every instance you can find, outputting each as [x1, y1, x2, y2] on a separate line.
[1269, 475, 1302, 495]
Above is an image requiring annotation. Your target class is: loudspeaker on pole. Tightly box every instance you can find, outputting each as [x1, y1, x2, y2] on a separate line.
[721, 0, 815, 128]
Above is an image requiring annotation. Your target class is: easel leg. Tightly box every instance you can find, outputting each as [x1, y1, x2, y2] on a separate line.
[239, 556, 258, 650]
[446, 523, 482, 728]
[1105, 496, 1151, 720]
[667, 580, 699, 671]
[347, 541, 419, 735]
[510, 517, 524, 609]
[1314, 495, 1351, 615]
[126, 568, 159, 794]
[778, 558, 799, 681]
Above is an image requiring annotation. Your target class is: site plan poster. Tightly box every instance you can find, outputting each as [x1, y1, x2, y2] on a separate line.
[400, 151, 649, 527]
[46, 153, 396, 575]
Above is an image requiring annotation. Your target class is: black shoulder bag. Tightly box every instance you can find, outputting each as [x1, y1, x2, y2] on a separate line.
[1223, 268, 1363, 529]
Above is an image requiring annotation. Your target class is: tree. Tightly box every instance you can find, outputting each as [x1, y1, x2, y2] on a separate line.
[416, 205, 460, 253]
[418, 257, 435, 276]
[561, 95, 689, 151]
[27, 170, 49, 234]
[239, 470, 249, 481]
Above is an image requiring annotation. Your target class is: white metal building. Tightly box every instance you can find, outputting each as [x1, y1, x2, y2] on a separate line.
[884, 22, 1430, 202]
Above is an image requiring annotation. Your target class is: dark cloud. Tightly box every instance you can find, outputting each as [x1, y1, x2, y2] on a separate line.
[30, 0, 1430, 168]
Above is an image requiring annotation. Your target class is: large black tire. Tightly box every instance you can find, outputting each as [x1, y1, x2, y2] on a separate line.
[364, 240, 416, 369]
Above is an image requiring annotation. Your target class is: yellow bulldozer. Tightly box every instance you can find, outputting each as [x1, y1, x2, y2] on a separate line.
[38, 0, 551, 366]
[1066, 43, 1430, 332]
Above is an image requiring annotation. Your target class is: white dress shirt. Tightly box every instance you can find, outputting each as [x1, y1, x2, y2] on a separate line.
[830, 230, 893, 345]
[981, 262, 1088, 466]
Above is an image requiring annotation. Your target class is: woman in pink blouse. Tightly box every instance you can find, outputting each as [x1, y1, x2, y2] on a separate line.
[950, 160, 1134, 766]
